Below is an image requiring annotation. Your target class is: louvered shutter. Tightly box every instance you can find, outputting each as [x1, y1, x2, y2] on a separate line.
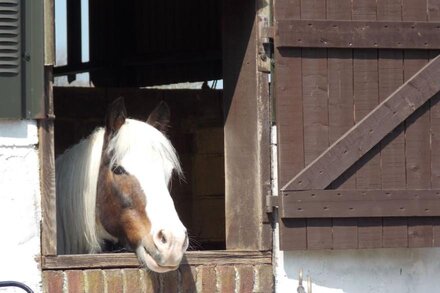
[0, 0, 44, 119]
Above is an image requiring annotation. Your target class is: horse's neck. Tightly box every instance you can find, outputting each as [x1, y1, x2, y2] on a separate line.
[56, 128, 105, 254]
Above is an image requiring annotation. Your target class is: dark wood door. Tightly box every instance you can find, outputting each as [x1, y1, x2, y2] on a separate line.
[274, 0, 440, 250]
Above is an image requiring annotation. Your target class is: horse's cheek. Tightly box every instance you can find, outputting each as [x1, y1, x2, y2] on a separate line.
[121, 210, 151, 247]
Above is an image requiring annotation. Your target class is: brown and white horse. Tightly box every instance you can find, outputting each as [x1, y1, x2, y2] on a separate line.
[56, 97, 188, 272]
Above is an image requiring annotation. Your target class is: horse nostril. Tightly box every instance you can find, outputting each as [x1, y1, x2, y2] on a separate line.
[158, 229, 167, 244]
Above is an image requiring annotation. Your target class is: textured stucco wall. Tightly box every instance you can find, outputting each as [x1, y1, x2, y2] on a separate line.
[277, 248, 440, 293]
[0, 120, 42, 292]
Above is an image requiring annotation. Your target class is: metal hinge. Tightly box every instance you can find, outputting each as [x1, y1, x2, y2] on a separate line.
[265, 194, 279, 213]
[258, 27, 274, 73]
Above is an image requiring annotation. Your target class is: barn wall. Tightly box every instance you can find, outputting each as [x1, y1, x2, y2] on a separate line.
[277, 248, 440, 293]
[0, 120, 42, 292]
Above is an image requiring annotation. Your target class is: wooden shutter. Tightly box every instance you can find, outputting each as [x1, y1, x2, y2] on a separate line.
[0, 0, 44, 119]
[274, 0, 440, 250]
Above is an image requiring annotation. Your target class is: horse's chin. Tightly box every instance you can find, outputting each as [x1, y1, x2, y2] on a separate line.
[135, 246, 179, 273]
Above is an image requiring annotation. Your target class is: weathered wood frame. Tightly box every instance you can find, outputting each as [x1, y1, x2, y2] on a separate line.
[223, 0, 272, 250]
[42, 251, 271, 270]
[40, 0, 272, 270]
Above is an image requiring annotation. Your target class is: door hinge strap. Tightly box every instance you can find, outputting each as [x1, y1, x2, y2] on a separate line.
[266, 195, 279, 213]
[258, 26, 274, 73]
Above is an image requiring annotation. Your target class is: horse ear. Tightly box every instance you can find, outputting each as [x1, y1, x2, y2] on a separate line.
[147, 101, 170, 133]
[106, 97, 127, 134]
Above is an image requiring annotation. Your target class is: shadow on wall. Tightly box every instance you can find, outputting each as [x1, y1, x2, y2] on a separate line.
[0, 120, 35, 140]
[282, 248, 440, 293]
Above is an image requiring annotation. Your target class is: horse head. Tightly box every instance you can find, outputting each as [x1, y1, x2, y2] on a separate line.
[96, 97, 188, 272]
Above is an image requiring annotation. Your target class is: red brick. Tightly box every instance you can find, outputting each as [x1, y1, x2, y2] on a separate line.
[161, 270, 178, 293]
[237, 265, 254, 293]
[254, 265, 273, 293]
[85, 270, 104, 293]
[66, 270, 84, 293]
[180, 265, 197, 293]
[141, 270, 160, 292]
[123, 269, 142, 293]
[198, 266, 217, 292]
[43, 271, 64, 293]
[216, 266, 236, 293]
[105, 269, 123, 293]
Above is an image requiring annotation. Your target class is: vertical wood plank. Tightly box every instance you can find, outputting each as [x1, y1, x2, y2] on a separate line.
[327, 0, 355, 190]
[327, 0, 358, 249]
[403, 0, 433, 248]
[223, 0, 270, 250]
[377, 0, 408, 248]
[302, 48, 328, 170]
[307, 219, 333, 249]
[430, 55, 440, 189]
[428, 0, 440, 247]
[301, 0, 331, 250]
[279, 219, 307, 250]
[353, 0, 383, 249]
[429, 3, 440, 188]
[275, 0, 307, 250]
[39, 119, 57, 255]
[332, 218, 358, 249]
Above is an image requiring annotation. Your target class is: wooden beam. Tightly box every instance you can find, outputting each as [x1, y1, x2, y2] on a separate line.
[223, 0, 271, 250]
[282, 54, 440, 191]
[41, 251, 272, 270]
[281, 190, 440, 218]
[39, 118, 56, 255]
[66, 0, 81, 82]
[277, 20, 440, 49]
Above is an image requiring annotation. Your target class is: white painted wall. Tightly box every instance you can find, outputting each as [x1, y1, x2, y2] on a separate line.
[0, 120, 42, 293]
[276, 247, 440, 293]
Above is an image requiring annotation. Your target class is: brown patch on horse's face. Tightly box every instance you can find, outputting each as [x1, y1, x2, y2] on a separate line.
[96, 98, 188, 273]
[96, 97, 151, 249]
[96, 157, 151, 249]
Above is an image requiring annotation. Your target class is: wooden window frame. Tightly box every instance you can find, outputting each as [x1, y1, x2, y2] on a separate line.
[40, 0, 272, 270]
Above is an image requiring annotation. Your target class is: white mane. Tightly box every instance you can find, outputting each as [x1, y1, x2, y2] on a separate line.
[56, 119, 181, 254]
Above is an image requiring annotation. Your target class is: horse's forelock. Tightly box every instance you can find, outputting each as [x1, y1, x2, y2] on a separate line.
[107, 119, 182, 179]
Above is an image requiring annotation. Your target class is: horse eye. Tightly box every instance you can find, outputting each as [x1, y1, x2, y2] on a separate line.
[112, 165, 127, 175]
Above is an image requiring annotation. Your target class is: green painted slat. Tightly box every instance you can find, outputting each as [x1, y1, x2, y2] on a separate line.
[0, 0, 44, 119]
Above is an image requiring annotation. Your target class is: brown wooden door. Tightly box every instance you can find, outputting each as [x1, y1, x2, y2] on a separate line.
[274, 0, 440, 250]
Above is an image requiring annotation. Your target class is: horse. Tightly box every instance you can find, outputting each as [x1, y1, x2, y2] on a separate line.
[56, 97, 188, 273]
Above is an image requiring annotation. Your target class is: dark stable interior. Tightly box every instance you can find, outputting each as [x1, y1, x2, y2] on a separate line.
[54, 0, 225, 250]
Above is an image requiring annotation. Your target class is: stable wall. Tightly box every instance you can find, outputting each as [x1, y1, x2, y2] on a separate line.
[277, 249, 440, 293]
[0, 120, 42, 292]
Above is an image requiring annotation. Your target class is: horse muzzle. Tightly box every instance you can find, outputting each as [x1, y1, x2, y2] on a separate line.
[136, 229, 189, 273]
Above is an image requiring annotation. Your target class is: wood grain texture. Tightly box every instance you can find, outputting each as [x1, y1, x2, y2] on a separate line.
[282, 54, 440, 192]
[403, 0, 433, 248]
[281, 190, 440, 218]
[301, 0, 332, 250]
[275, 0, 305, 250]
[274, 0, 440, 251]
[327, 0, 357, 249]
[428, 3, 440, 249]
[377, 0, 408, 248]
[39, 119, 57, 256]
[223, 0, 270, 250]
[277, 20, 440, 49]
[42, 251, 272, 270]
